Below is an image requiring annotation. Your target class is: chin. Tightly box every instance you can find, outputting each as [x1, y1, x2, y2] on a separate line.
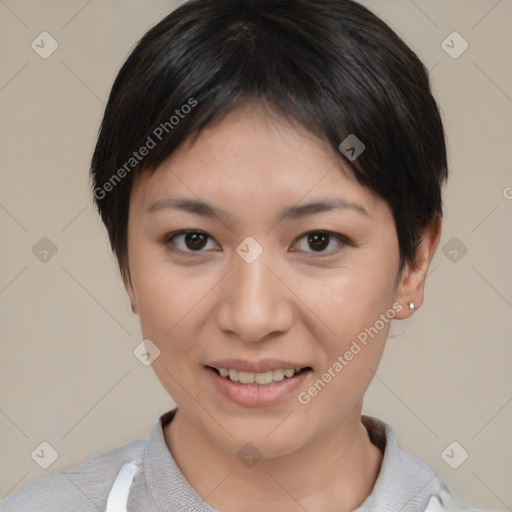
[213, 414, 311, 458]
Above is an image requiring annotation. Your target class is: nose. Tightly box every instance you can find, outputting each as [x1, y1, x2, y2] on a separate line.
[215, 244, 294, 342]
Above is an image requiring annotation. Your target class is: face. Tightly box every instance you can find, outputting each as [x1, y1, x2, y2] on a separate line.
[124, 101, 410, 457]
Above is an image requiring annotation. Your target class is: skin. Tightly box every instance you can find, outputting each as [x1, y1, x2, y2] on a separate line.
[123, 101, 442, 512]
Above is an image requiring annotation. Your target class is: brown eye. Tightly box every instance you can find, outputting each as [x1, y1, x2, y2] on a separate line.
[164, 230, 218, 255]
[307, 232, 330, 251]
[182, 231, 208, 250]
[293, 230, 347, 255]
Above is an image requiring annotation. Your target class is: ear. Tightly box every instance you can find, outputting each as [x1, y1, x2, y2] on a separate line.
[393, 214, 442, 320]
[122, 267, 138, 315]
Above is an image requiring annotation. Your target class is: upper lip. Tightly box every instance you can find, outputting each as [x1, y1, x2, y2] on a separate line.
[206, 358, 311, 373]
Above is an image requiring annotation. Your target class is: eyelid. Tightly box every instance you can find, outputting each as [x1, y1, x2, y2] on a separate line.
[291, 230, 350, 256]
[163, 229, 350, 256]
[163, 230, 220, 256]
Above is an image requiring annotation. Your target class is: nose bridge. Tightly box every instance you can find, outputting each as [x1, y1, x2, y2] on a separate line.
[232, 239, 277, 311]
[217, 237, 291, 341]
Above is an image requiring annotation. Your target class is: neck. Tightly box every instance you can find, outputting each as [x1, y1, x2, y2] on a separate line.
[164, 408, 383, 512]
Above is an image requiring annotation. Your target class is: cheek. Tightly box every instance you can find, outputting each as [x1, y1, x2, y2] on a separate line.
[131, 258, 211, 402]
[291, 255, 396, 407]
[128, 245, 207, 350]
[295, 259, 397, 348]
[294, 269, 394, 420]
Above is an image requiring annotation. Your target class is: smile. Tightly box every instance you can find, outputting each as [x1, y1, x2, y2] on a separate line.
[205, 365, 312, 407]
[211, 367, 309, 385]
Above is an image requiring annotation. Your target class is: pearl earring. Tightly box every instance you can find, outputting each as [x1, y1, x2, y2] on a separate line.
[409, 302, 415, 311]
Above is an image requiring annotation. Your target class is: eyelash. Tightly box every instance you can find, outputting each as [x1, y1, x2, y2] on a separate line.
[162, 230, 350, 257]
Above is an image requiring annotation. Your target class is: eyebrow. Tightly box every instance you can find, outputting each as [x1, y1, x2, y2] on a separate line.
[146, 196, 369, 220]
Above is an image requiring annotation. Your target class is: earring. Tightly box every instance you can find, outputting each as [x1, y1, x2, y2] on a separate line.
[409, 302, 415, 311]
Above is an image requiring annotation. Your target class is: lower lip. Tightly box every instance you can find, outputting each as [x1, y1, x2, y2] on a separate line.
[205, 366, 311, 407]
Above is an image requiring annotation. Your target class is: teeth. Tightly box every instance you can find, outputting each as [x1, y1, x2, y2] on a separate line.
[255, 371, 273, 385]
[215, 367, 303, 384]
[238, 371, 255, 384]
[272, 369, 285, 381]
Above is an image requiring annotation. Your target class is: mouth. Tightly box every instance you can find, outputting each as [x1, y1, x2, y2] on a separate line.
[206, 365, 312, 386]
[204, 364, 313, 407]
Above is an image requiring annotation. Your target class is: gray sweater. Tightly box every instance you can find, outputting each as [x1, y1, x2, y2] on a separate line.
[0, 409, 492, 511]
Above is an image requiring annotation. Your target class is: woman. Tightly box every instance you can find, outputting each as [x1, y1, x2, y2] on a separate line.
[0, 0, 492, 510]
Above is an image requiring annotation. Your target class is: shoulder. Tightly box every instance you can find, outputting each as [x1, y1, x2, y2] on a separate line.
[424, 489, 497, 512]
[0, 437, 146, 512]
[361, 416, 495, 512]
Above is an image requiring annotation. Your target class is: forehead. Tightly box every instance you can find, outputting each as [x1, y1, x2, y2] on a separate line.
[130, 102, 384, 218]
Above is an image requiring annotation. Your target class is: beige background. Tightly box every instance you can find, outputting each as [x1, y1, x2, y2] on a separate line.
[0, 0, 511, 509]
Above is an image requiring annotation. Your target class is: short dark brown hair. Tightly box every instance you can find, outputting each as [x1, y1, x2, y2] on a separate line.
[90, 0, 448, 284]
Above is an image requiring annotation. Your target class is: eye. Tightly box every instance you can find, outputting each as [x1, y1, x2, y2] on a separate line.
[163, 230, 218, 255]
[292, 230, 348, 255]
[163, 229, 349, 257]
